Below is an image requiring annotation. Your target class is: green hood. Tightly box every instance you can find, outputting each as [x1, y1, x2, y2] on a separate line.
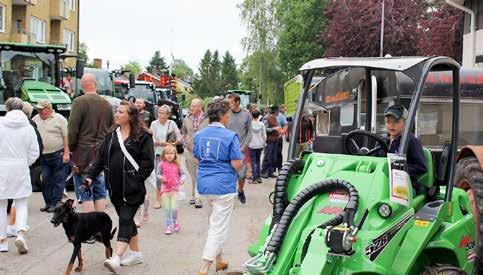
[21, 80, 71, 104]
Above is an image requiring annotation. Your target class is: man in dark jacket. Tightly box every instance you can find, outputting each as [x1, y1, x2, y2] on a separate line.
[384, 105, 427, 191]
[261, 105, 282, 178]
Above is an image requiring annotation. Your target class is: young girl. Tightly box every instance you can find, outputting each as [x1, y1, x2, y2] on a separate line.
[156, 145, 185, 235]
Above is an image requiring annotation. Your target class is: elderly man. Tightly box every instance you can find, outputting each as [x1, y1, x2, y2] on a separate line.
[68, 73, 114, 213]
[227, 93, 252, 204]
[182, 98, 209, 208]
[32, 99, 69, 213]
[0, 97, 39, 254]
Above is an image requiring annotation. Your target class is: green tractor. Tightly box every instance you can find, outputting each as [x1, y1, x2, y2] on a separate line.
[0, 42, 72, 116]
[244, 56, 482, 274]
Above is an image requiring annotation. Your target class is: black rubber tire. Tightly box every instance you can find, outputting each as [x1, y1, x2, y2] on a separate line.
[421, 264, 466, 275]
[455, 156, 483, 272]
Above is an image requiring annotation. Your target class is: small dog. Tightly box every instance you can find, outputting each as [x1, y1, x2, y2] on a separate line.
[51, 199, 117, 275]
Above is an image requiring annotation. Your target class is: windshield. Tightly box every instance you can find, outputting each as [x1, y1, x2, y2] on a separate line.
[0, 50, 56, 104]
[127, 84, 156, 103]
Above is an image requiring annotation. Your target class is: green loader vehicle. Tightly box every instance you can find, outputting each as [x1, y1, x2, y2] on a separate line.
[0, 42, 72, 116]
[244, 56, 482, 274]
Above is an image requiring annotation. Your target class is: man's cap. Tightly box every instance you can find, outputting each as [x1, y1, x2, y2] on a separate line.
[34, 99, 51, 109]
[384, 104, 408, 120]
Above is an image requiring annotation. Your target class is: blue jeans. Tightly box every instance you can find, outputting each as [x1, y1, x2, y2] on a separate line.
[262, 141, 278, 175]
[40, 150, 68, 207]
[73, 173, 106, 203]
[249, 148, 262, 180]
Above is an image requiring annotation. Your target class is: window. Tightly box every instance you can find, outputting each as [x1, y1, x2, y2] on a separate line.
[0, 4, 5, 33]
[30, 17, 45, 43]
[340, 103, 355, 126]
[64, 29, 75, 52]
[69, 0, 75, 11]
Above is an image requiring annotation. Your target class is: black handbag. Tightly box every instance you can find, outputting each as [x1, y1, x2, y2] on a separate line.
[165, 121, 184, 154]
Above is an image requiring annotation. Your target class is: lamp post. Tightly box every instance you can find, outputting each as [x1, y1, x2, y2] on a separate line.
[379, 0, 385, 57]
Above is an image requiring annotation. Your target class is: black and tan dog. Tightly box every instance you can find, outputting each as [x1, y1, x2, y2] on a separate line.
[51, 199, 117, 275]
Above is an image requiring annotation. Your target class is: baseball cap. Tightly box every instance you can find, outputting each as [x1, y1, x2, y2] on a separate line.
[384, 105, 408, 120]
[34, 99, 51, 110]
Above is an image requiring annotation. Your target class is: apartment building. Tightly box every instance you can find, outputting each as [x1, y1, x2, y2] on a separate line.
[0, 0, 79, 57]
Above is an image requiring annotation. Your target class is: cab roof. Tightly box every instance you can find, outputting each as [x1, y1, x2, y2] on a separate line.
[300, 56, 432, 72]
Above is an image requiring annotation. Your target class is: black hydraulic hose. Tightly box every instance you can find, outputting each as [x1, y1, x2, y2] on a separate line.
[270, 158, 305, 231]
[300, 213, 344, 262]
[265, 179, 359, 255]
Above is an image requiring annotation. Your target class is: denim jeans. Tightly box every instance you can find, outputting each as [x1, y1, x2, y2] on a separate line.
[249, 148, 262, 180]
[261, 141, 278, 175]
[40, 150, 68, 207]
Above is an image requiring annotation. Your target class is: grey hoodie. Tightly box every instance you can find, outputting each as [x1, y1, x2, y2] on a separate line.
[248, 120, 266, 149]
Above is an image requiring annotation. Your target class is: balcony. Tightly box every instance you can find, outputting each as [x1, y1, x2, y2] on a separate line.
[51, 0, 70, 20]
[12, 0, 37, 5]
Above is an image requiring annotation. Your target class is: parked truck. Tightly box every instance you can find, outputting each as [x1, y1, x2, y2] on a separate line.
[0, 42, 72, 116]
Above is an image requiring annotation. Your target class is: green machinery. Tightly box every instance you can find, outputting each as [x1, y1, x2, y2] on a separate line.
[244, 57, 481, 274]
[0, 42, 72, 116]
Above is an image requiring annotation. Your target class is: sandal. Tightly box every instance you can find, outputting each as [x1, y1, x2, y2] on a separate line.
[194, 198, 203, 209]
[189, 198, 196, 205]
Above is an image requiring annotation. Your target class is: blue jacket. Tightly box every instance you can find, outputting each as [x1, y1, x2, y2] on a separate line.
[194, 123, 242, 195]
[387, 134, 427, 185]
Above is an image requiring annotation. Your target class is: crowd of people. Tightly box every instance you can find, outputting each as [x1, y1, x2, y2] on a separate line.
[0, 72, 316, 274]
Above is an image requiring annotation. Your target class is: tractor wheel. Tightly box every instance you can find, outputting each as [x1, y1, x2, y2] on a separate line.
[422, 264, 466, 275]
[455, 156, 483, 272]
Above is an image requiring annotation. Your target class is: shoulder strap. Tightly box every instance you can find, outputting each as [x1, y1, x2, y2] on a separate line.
[116, 127, 139, 171]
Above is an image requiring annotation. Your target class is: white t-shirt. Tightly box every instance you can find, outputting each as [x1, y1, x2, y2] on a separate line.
[150, 120, 170, 155]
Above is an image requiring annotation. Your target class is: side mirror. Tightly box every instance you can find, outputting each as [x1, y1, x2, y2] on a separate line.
[76, 59, 85, 78]
[129, 73, 135, 89]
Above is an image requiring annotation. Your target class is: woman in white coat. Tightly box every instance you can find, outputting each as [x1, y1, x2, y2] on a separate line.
[0, 98, 40, 254]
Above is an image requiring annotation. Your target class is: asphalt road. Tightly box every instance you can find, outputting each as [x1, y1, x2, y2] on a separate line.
[0, 160, 276, 275]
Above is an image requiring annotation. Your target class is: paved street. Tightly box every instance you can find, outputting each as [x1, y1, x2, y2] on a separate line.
[0, 162, 275, 275]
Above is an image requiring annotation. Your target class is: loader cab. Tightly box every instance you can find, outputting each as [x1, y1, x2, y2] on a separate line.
[291, 56, 461, 202]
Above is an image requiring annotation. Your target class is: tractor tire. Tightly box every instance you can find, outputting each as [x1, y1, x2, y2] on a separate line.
[422, 264, 466, 275]
[455, 156, 483, 272]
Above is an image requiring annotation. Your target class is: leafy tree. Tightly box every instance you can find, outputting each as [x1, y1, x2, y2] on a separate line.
[172, 59, 194, 81]
[276, 0, 327, 76]
[78, 42, 89, 65]
[193, 50, 213, 98]
[146, 51, 168, 75]
[121, 60, 142, 76]
[210, 50, 222, 94]
[322, 0, 425, 57]
[221, 51, 239, 90]
[417, 4, 464, 62]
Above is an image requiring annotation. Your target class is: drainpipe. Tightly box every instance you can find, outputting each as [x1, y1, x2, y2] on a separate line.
[445, 0, 476, 68]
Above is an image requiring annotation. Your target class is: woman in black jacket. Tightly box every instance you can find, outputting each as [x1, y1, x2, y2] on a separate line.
[86, 100, 154, 273]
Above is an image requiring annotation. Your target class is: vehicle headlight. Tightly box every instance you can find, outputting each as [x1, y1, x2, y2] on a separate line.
[377, 203, 392, 218]
[56, 104, 71, 111]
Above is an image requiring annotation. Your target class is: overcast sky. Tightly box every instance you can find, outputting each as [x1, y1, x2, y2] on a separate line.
[79, 0, 247, 73]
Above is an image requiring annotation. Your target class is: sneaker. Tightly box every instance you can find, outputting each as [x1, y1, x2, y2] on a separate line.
[120, 251, 144, 266]
[173, 223, 181, 232]
[165, 226, 173, 235]
[46, 206, 56, 213]
[189, 198, 196, 205]
[238, 191, 246, 204]
[104, 255, 121, 273]
[194, 198, 203, 209]
[0, 240, 7, 252]
[257, 178, 263, 184]
[14, 236, 28, 254]
[261, 172, 268, 179]
[7, 225, 17, 238]
[40, 206, 49, 212]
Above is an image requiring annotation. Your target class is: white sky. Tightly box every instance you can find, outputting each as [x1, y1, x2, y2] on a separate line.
[79, 0, 247, 73]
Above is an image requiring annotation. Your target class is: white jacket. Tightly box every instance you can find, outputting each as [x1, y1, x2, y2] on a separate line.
[0, 110, 40, 199]
[248, 120, 267, 149]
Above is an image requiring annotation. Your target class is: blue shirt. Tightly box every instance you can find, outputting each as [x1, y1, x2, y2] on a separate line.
[194, 122, 242, 195]
[277, 113, 287, 127]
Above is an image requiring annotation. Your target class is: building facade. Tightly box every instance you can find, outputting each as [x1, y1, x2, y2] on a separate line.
[462, 0, 483, 67]
[0, 0, 79, 56]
